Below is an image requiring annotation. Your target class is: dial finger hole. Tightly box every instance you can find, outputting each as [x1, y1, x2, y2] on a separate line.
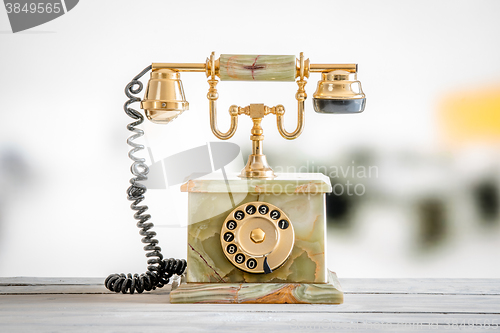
[235, 253, 246, 264]
[270, 210, 281, 220]
[226, 220, 237, 230]
[223, 232, 234, 242]
[278, 219, 289, 230]
[246, 258, 257, 269]
[245, 205, 256, 215]
[226, 244, 237, 254]
[234, 210, 245, 220]
[258, 205, 269, 215]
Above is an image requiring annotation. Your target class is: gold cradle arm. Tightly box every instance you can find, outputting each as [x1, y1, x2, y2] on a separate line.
[207, 77, 239, 140]
[273, 79, 307, 140]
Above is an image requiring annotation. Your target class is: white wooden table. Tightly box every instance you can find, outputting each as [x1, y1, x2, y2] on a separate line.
[1, 278, 499, 332]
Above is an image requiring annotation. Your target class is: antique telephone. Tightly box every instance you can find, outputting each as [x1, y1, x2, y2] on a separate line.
[105, 52, 365, 304]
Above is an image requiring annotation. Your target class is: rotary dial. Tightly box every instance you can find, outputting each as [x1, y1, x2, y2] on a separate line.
[220, 201, 294, 274]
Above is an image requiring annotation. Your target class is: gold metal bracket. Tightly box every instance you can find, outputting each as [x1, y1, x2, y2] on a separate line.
[208, 86, 307, 178]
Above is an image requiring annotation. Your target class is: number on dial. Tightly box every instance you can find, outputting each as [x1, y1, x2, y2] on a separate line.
[258, 205, 269, 215]
[246, 258, 257, 269]
[235, 253, 245, 264]
[226, 220, 237, 230]
[278, 220, 289, 230]
[245, 205, 256, 215]
[227, 244, 237, 254]
[223, 232, 234, 242]
[270, 210, 281, 220]
[234, 210, 245, 220]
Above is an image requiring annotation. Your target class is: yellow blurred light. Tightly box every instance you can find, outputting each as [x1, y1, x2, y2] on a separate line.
[439, 86, 500, 147]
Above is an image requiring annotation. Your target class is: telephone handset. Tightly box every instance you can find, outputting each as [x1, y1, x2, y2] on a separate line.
[105, 52, 365, 303]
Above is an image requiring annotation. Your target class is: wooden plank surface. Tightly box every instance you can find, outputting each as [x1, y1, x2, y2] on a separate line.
[342, 278, 500, 295]
[1, 277, 499, 295]
[0, 278, 499, 332]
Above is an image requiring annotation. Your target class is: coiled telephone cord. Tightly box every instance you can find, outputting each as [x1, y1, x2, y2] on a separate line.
[105, 66, 187, 294]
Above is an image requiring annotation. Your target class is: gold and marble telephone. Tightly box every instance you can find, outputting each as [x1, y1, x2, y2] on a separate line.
[105, 52, 365, 304]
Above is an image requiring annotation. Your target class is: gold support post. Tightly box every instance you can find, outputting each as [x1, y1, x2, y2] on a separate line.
[239, 105, 275, 178]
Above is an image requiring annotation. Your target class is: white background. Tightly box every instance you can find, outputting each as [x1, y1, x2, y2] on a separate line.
[0, 0, 499, 277]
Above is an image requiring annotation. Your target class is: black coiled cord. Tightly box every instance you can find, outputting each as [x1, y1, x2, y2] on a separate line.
[105, 66, 187, 294]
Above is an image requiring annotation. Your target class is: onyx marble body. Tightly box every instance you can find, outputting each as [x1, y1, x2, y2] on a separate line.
[182, 173, 331, 284]
[170, 271, 343, 304]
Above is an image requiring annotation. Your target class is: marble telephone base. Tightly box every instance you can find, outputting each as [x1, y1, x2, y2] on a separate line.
[170, 271, 343, 304]
[177, 173, 341, 304]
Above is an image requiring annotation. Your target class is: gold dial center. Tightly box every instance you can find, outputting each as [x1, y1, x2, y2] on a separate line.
[250, 228, 266, 243]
